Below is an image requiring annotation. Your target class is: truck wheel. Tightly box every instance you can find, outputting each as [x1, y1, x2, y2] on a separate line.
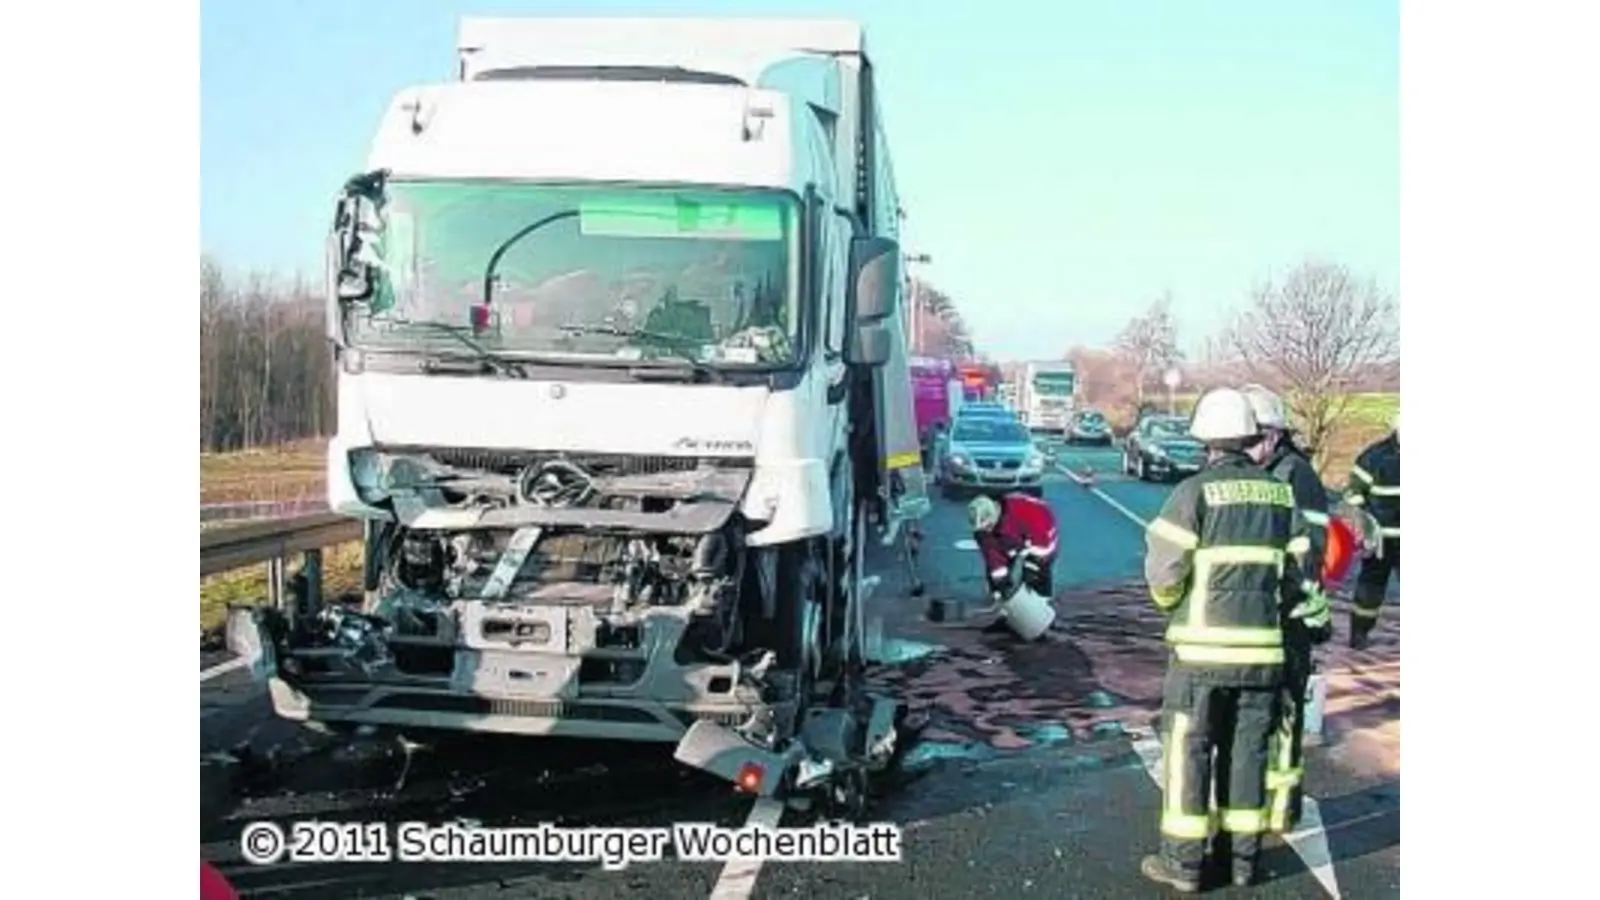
[759, 540, 826, 714]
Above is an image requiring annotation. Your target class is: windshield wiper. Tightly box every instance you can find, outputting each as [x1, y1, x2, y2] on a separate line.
[386, 319, 528, 379]
[557, 323, 723, 382]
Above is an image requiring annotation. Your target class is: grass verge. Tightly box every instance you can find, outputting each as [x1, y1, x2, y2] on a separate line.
[200, 438, 328, 505]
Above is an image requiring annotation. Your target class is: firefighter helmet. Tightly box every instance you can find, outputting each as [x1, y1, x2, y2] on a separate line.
[968, 494, 1001, 532]
[1240, 383, 1288, 430]
[1189, 388, 1259, 441]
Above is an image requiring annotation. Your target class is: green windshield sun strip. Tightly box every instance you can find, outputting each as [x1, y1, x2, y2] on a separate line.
[579, 197, 786, 241]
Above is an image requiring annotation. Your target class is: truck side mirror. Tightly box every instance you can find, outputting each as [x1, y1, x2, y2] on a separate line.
[845, 235, 900, 367]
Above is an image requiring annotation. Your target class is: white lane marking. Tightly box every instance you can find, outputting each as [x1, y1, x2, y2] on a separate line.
[708, 797, 785, 900]
[1058, 465, 1148, 529]
[200, 656, 246, 684]
[1285, 798, 1343, 898]
[953, 538, 978, 551]
[1083, 482, 1344, 899]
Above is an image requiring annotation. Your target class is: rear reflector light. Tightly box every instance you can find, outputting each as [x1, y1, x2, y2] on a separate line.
[735, 762, 765, 794]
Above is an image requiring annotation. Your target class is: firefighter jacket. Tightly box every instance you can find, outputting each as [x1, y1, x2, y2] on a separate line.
[977, 492, 1059, 583]
[1144, 452, 1314, 687]
[1345, 433, 1400, 538]
[1265, 442, 1329, 597]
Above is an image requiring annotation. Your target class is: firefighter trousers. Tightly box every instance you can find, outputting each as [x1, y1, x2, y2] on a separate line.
[1266, 629, 1314, 833]
[1352, 537, 1400, 637]
[1158, 666, 1280, 876]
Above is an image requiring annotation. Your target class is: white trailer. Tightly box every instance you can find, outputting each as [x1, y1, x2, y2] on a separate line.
[228, 17, 926, 808]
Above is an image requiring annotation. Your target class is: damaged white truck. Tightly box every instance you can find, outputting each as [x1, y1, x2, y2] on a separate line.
[226, 17, 930, 810]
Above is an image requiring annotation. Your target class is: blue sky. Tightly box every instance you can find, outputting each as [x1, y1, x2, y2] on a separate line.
[201, 0, 1397, 360]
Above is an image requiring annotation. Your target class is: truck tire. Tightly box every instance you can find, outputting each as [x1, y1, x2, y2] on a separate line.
[773, 542, 825, 706]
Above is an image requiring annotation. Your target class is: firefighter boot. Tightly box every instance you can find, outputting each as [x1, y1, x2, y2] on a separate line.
[1140, 855, 1200, 894]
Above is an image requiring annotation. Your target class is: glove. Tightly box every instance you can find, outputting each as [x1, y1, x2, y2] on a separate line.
[1289, 587, 1332, 631]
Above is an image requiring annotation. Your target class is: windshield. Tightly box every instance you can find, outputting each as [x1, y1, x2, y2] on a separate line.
[1079, 411, 1105, 425]
[1033, 375, 1075, 397]
[1147, 418, 1191, 438]
[953, 419, 1029, 444]
[345, 181, 801, 366]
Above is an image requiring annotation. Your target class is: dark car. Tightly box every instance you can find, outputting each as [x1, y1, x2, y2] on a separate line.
[1065, 408, 1112, 445]
[940, 416, 1047, 498]
[1123, 414, 1206, 481]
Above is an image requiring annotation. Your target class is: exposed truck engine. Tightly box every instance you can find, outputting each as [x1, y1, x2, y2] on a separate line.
[226, 16, 929, 806]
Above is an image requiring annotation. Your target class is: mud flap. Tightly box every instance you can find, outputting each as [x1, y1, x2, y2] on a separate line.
[673, 720, 807, 797]
[224, 606, 278, 683]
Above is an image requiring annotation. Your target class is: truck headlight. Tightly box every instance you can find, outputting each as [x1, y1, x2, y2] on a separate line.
[1149, 445, 1168, 459]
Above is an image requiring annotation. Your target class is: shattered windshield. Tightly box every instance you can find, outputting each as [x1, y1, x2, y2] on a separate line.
[346, 181, 801, 366]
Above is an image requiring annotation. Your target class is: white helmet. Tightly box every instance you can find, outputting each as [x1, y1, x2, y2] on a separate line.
[968, 494, 1001, 532]
[1239, 383, 1288, 430]
[1189, 388, 1260, 442]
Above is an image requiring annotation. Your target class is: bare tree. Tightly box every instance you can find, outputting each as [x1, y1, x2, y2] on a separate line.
[1113, 292, 1183, 406]
[199, 257, 335, 452]
[911, 278, 975, 358]
[1224, 259, 1399, 463]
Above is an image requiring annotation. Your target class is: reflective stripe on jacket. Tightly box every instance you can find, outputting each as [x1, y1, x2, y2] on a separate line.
[1345, 433, 1399, 537]
[1144, 452, 1312, 686]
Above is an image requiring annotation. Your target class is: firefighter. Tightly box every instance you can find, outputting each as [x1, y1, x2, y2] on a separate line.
[1344, 411, 1400, 649]
[1139, 388, 1317, 893]
[967, 491, 1059, 605]
[1241, 384, 1334, 836]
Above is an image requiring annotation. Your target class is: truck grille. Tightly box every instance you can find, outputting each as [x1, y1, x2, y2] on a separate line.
[419, 448, 749, 476]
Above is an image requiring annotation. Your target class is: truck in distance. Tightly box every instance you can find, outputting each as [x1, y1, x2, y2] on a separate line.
[1016, 361, 1077, 434]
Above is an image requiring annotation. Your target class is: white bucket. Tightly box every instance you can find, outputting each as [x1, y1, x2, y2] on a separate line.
[1302, 672, 1327, 742]
[999, 584, 1056, 640]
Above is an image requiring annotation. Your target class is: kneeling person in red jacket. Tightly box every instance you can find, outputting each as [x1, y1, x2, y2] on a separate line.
[968, 492, 1059, 603]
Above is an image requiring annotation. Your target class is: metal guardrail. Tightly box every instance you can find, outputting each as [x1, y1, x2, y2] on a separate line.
[199, 499, 329, 525]
[199, 512, 364, 611]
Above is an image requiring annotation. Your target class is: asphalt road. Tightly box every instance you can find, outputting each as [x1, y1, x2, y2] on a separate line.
[201, 439, 1401, 899]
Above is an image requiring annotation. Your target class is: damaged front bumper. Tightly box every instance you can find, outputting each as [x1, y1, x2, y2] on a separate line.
[228, 602, 775, 745]
[229, 604, 900, 798]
